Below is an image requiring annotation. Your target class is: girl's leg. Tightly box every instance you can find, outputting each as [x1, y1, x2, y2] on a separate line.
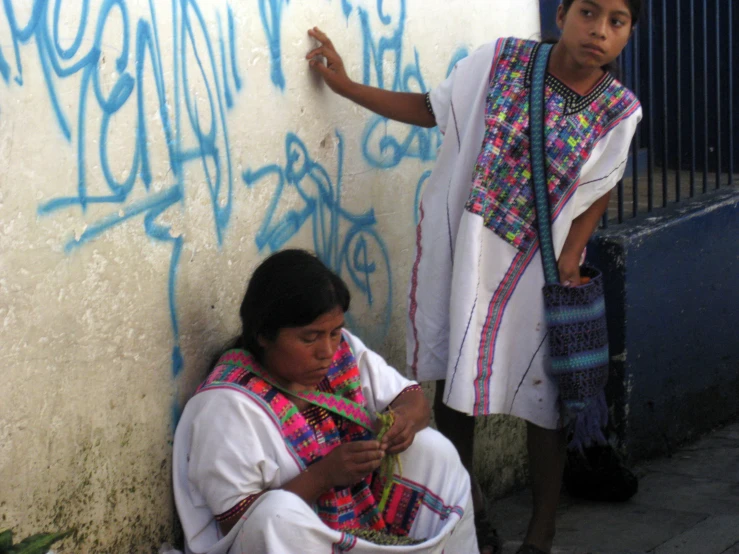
[522, 422, 567, 553]
[434, 381, 499, 554]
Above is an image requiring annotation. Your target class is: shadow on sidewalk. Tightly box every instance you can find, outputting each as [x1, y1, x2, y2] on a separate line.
[494, 422, 739, 554]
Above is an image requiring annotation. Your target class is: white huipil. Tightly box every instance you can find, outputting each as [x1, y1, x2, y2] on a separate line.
[406, 39, 641, 426]
[173, 331, 478, 554]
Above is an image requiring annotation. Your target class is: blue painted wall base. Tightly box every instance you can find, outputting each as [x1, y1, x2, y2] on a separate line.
[587, 188, 739, 460]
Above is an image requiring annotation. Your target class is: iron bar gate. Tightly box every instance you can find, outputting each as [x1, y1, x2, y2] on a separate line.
[602, 0, 737, 226]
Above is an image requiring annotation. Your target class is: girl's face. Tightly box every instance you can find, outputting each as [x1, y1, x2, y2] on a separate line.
[557, 0, 633, 70]
[259, 306, 345, 391]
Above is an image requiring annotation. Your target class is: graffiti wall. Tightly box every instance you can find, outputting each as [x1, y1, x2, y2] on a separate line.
[0, 0, 539, 550]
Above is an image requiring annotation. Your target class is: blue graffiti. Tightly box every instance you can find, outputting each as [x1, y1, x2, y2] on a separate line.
[243, 132, 393, 341]
[1, 0, 242, 378]
[219, 6, 243, 108]
[358, 0, 468, 169]
[259, 0, 289, 90]
[253, 0, 467, 170]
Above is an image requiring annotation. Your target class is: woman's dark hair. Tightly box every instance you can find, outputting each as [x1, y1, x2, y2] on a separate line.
[561, 0, 642, 26]
[234, 249, 350, 361]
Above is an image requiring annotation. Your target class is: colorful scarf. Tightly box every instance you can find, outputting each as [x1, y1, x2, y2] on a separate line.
[197, 337, 423, 537]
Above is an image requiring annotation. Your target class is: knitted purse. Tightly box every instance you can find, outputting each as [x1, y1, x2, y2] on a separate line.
[530, 43, 609, 451]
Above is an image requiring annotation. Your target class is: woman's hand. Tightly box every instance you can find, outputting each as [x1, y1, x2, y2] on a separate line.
[377, 407, 417, 455]
[314, 440, 385, 488]
[557, 253, 582, 287]
[378, 387, 430, 455]
[281, 441, 382, 505]
[306, 27, 353, 96]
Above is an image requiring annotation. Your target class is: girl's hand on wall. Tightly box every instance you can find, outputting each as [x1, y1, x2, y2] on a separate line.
[315, 440, 385, 488]
[306, 27, 352, 95]
[306, 27, 434, 127]
[558, 254, 582, 287]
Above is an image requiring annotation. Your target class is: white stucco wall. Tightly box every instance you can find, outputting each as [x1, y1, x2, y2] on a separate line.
[0, 1, 539, 551]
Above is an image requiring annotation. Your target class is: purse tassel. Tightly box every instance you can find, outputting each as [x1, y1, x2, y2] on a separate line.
[565, 391, 608, 452]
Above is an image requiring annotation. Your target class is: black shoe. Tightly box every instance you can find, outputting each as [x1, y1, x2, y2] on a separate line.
[563, 444, 638, 502]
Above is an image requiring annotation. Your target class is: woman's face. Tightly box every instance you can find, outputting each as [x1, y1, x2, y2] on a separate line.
[259, 306, 345, 391]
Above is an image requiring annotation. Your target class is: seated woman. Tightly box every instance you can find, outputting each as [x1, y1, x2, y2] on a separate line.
[173, 249, 478, 553]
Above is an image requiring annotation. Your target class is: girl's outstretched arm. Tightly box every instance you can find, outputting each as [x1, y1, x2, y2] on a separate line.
[306, 27, 436, 128]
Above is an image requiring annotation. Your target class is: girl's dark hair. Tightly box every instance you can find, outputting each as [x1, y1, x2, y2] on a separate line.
[561, 0, 642, 26]
[233, 249, 350, 362]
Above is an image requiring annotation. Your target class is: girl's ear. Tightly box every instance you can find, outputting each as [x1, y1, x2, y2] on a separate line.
[257, 334, 268, 349]
[556, 4, 567, 31]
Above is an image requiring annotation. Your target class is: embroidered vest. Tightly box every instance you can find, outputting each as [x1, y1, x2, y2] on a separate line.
[465, 38, 639, 252]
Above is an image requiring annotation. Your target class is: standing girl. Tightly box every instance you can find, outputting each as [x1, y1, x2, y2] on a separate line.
[306, 1, 642, 553]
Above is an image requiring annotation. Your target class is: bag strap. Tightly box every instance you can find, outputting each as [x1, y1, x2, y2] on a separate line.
[221, 350, 375, 432]
[529, 43, 560, 286]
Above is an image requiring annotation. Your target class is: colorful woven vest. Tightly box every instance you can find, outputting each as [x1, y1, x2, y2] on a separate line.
[466, 37, 639, 253]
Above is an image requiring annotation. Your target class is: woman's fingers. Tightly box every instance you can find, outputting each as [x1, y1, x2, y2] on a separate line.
[347, 440, 381, 452]
[386, 427, 411, 453]
[344, 441, 385, 461]
[355, 450, 384, 465]
[359, 459, 384, 472]
[381, 414, 410, 446]
[379, 413, 416, 454]
[355, 448, 384, 463]
[380, 426, 396, 448]
[345, 442, 384, 476]
[387, 434, 413, 455]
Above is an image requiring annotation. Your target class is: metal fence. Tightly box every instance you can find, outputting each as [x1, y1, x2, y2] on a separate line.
[603, 0, 737, 225]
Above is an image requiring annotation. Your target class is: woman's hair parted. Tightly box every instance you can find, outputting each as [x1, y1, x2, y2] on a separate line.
[560, 0, 642, 26]
[236, 249, 350, 361]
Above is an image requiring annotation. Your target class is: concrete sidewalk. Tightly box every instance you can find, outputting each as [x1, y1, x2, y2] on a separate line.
[493, 421, 739, 554]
